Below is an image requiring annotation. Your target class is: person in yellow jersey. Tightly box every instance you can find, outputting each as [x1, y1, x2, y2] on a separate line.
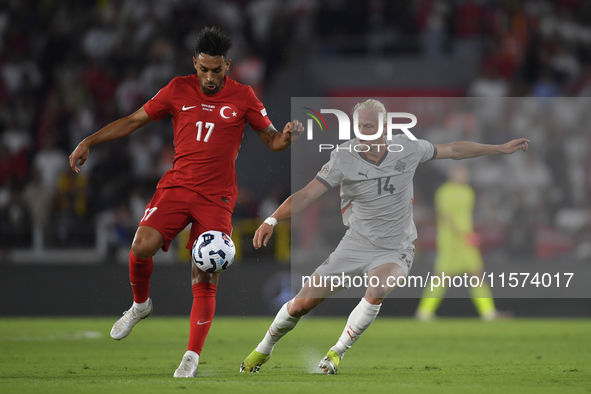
[416, 164, 505, 321]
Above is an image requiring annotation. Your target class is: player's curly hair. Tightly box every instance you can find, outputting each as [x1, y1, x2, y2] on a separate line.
[195, 27, 232, 59]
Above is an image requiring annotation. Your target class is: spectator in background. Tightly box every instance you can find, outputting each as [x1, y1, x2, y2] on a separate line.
[115, 66, 145, 116]
[507, 152, 552, 211]
[139, 40, 176, 97]
[258, 185, 283, 220]
[1, 51, 42, 96]
[550, 43, 581, 85]
[234, 187, 260, 221]
[533, 68, 562, 99]
[33, 134, 67, 193]
[419, 0, 452, 57]
[454, 0, 482, 39]
[467, 64, 510, 98]
[23, 168, 53, 251]
[232, 49, 265, 98]
[127, 130, 162, 182]
[0, 127, 30, 186]
[506, 191, 535, 260]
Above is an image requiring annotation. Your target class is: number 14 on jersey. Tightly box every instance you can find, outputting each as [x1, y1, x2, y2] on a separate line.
[376, 176, 395, 195]
[196, 121, 215, 142]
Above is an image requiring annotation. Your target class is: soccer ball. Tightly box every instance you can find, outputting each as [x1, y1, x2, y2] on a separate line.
[192, 230, 235, 273]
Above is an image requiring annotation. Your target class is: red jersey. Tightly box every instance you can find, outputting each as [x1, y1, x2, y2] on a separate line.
[143, 75, 271, 212]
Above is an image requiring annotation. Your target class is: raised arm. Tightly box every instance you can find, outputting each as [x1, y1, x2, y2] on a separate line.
[253, 179, 328, 249]
[254, 120, 304, 152]
[69, 107, 153, 173]
[434, 138, 530, 160]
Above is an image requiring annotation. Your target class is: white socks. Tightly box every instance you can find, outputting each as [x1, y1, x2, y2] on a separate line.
[254, 298, 380, 359]
[330, 298, 381, 359]
[256, 302, 302, 355]
[133, 299, 150, 312]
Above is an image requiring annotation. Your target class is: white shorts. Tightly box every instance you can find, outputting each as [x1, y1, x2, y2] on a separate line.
[314, 229, 414, 287]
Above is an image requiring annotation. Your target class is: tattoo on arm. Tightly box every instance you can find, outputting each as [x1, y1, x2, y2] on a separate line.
[255, 124, 279, 148]
[255, 124, 277, 138]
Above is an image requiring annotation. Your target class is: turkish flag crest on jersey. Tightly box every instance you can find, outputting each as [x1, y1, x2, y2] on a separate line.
[218, 104, 239, 123]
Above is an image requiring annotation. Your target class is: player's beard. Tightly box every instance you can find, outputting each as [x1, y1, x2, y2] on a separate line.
[202, 80, 223, 95]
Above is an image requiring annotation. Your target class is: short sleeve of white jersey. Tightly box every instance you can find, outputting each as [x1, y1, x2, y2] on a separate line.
[314, 149, 344, 189]
[412, 139, 437, 163]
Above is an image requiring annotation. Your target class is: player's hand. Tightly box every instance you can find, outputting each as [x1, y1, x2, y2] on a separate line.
[281, 120, 304, 142]
[69, 141, 90, 173]
[253, 223, 274, 249]
[500, 138, 530, 154]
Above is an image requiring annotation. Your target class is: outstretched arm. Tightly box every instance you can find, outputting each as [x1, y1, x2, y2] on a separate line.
[69, 107, 153, 173]
[253, 179, 328, 249]
[434, 138, 530, 160]
[254, 120, 304, 152]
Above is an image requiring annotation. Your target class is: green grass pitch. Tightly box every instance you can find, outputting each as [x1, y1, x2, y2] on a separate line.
[1, 317, 589, 393]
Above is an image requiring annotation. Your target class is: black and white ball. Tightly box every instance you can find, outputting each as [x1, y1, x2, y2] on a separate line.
[192, 231, 235, 273]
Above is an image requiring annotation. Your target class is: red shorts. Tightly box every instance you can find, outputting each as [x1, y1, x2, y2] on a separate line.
[139, 187, 233, 252]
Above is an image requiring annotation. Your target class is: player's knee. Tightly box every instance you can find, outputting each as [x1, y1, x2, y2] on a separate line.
[365, 287, 389, 301]
[131, 237, 159, 258]
[131, 227, 163, 258]
[131, 243, 152, 259]
[191, 267, 218, 286]
[288, 298, 317, 317]
[365, 280, 393, 300]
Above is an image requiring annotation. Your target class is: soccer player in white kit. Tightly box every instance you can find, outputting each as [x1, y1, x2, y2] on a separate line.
[240, 99, 530, 374]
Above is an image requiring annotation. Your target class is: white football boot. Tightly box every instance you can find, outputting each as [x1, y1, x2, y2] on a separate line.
[174, 351, 199, 378]
[110, 299, 153, 340]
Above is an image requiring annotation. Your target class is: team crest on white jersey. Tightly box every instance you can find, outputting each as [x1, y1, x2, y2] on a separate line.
[319, 164, 330, 177]
[395, 160, 407, 172]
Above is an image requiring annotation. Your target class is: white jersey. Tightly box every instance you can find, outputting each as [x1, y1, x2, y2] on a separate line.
[315, 135, 436, 250]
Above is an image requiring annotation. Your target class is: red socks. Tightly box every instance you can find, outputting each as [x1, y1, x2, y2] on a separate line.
[129, 250, 153, 303]
[129, 249, 216, 356]
[188, 282, 217, 355]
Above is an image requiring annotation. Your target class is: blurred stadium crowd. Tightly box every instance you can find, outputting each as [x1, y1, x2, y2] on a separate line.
[0, 0, 590, 262]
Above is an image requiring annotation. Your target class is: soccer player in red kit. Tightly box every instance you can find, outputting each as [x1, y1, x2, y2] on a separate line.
[69, 27, 303, 377]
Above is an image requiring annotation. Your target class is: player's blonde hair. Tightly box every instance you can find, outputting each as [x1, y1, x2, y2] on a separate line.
[352, 99, 387, 124]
